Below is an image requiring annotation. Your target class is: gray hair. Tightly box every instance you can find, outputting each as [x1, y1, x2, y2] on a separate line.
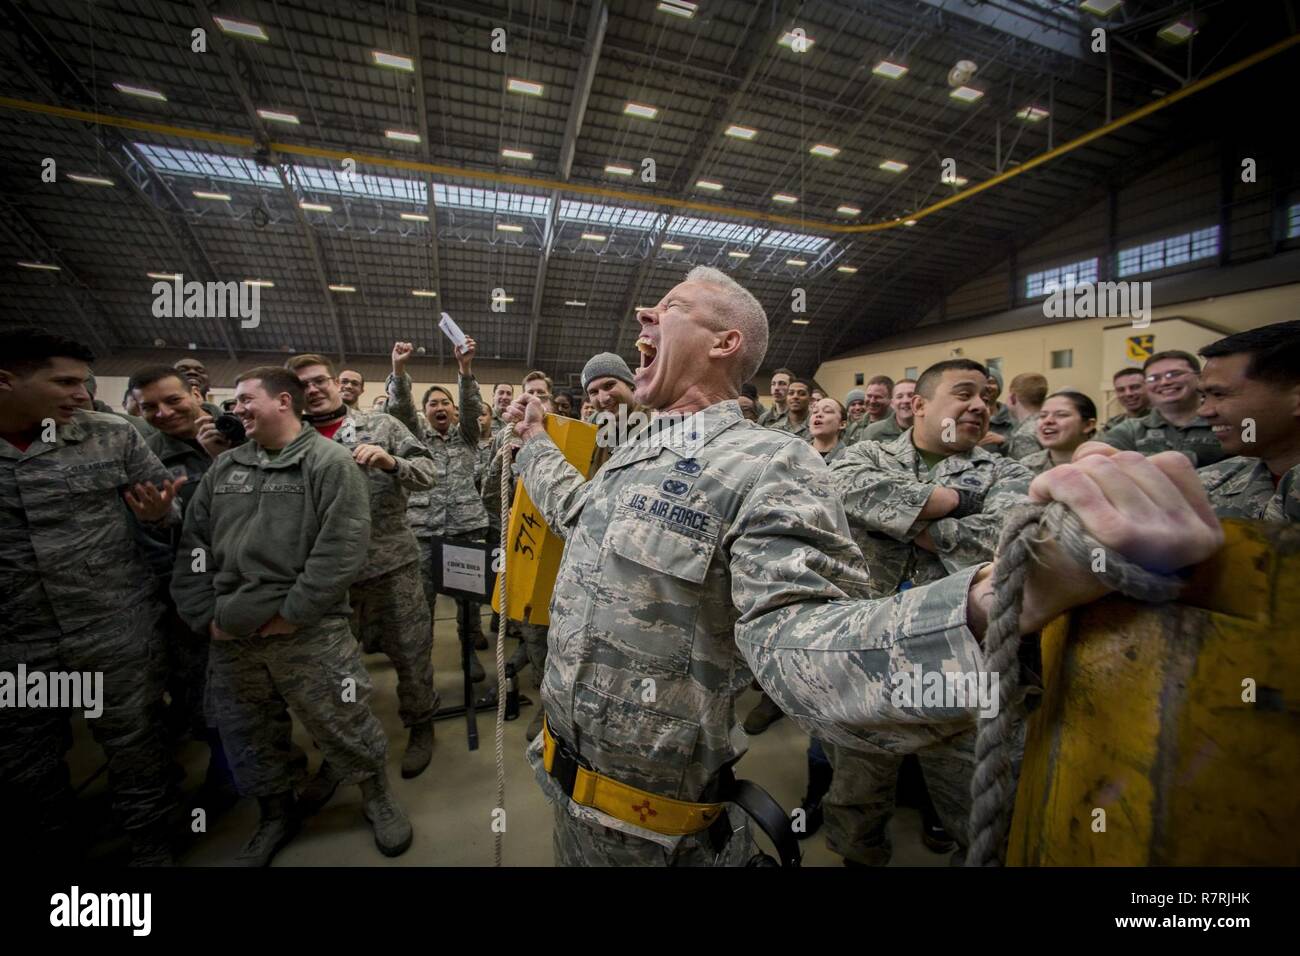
[684, 266, 768, 386]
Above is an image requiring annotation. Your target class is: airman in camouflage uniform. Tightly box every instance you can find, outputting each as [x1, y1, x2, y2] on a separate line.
[1004, 415, 1043, 460]
[288, 355, 438, 782]
[1191, 322, 1300, 521]
[1101, 407, 1226, 466]
[825, 362, 1033, 863]
[172, 368, 411, 864]
[386, 341, 491, 677]
[1, 330, 186, 864]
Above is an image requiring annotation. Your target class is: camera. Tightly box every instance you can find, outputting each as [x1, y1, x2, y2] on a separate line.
[213, 413, 246, 446]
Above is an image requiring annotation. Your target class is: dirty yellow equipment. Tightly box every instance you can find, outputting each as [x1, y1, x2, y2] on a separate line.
[491, 415, 599, 626]
[1008, 520, 1300, 865]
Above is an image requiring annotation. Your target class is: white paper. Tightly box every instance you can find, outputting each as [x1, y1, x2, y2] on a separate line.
[438, 312, 468, 349]
[442, 543, 485, 594]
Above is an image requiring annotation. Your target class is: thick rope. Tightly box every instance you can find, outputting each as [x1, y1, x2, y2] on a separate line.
[965, 501, 1185, 867]
[492, 440, 514, 868]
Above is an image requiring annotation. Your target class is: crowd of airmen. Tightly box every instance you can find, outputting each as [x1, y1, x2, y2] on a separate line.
[0, 265, 1294, 866]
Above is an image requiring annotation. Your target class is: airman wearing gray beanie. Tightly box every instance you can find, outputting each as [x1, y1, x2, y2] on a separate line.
[581, 352, 636, 391]
[845, 388, 866, 405]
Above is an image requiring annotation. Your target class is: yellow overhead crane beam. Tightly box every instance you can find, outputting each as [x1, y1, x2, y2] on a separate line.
[2, 32, 1296, 235]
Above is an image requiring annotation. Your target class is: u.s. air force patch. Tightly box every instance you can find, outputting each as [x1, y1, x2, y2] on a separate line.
[620, 491, 718, 542]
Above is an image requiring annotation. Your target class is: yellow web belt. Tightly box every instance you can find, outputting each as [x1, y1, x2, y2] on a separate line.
[542, 717, 725, 837]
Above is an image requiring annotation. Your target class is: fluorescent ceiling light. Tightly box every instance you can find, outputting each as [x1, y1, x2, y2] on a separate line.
[496, 223, 524, 233]
[836, 204, 861, 216]
[879, 160, 908, 173]
[657, 0, 697, 17]
[580, 233, 606, 241]
[837, 266, 858, 274]
[661, 242, 685, 251]
[778, 30, 814, 52]
[328, 284, 357, 292]
[604, 163, 634, 176]
[872, 60, 908, 79]
[371, 50, 414, 72]
[1158, 19, 1196, 43]
[257, 108, 299, 125]
[727, 251, 750, 259]
[695, 179, 723, 191]
[810, 144, 840, 158]
[786, 259, 807, 266]
[791, 318, 811, 325]
[299, 201, 332, 213]
[1016, 105, 1050, 122]
[725, 124, 757, 140]
[244, 279, 274, 288]
[212, 15, 268, 41]
[950, 86, 984, 102]
[492, 295, 515, 303]
[385, 129, 421, 143]
[943, 175, 970, 186]
[400, 212, 430, 222]
[113, 82, 166, 101]
[68, 173, 114, 186]
[412, 289, 438, 297]
[193, 190, 232, 201]
[623, 102, 658, 119]
[507, 78, 544, 96]
[565, 300, 587, 306]
[17, 261, 61, 271]
[147, 271, 181, 280]
[903, 219, 917, 226]
[1081, 0, 1123, 14]
[501, 148, 534, 161]
[772, 192, 798, 203]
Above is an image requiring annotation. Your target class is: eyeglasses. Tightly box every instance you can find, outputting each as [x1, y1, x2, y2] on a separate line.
[1145, 369, 1194, 384]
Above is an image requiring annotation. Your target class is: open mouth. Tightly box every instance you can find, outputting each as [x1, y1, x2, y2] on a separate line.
[635, 337, 658, 371]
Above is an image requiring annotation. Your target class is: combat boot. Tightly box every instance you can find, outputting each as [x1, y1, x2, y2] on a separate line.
[469, 651, 486, 683]
[742, 692, 785, 735]
[360, 774, 413, 857]
[298, 760, 340, 815]
[234, 792, 299, 867]
[793, 754, 833, 841]
[401, 721, 435, 779]
[524, 706, 545, 741]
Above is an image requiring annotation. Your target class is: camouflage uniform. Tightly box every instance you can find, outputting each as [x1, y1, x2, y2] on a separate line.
[861, 414, 904, 444]
[1199, 456, 1291, 520]
[511, 400, 1003, 866]
[1100, 408, 1227, 467]
[386, 372, 489, 648]
[824, 427, 1033, 863]
[141, 429, 218, 735]
[830, 428, 1033, 597]
[1004, 415, 1043, 460]
[818, 441, 848, 465]
[756, 403, 787, 428]
[1017, 447, 1056, 476]
[986, 404, 1015, 443]
[1267, 464, 1300, 522]
[774, 413, 812, 442]
[1101, 411, 1143, 434]
[307, 410, 437, 727]
[1, 411, 178, 854]
[171, 426, 387, 797]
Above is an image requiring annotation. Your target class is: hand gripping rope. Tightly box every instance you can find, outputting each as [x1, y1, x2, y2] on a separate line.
[966, 502, 1185, 867]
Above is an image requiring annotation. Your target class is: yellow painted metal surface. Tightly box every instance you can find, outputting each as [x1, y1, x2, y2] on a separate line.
[1008, 520, 1300, 865]
[491, 416, 597, 626]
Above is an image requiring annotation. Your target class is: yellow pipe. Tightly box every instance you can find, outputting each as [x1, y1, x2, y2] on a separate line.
[2, 31, 1296, 235]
